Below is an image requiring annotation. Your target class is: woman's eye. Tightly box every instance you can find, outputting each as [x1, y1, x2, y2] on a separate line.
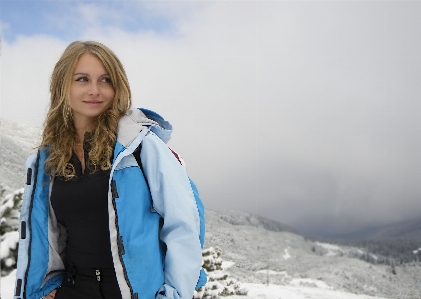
[101, 77, 112, 83]
[76, 77, 88, 82]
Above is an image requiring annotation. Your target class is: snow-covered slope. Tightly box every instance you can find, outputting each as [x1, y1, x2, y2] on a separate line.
[205, 210, 421, 299]
[0, 118, 41, 191]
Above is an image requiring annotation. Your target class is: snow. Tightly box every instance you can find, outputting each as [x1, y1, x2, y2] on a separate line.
[283, 247, 291, 260]
[0, 271, 389, 299]
[0, 119, 40, 191]
[204, 210, 421, 299]
[1, 270, 16, 298]
[229, 283, 389, 299]
[255, 270, 288, 276]
[290, 278, 332, 289]
[222, 261, 235, 269]
[1, 231, 19, 262]
[315, 242, 344, 257]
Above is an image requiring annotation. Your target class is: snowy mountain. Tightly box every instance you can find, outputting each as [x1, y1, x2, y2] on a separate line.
[204, 210, 421, 299]
[333, 217, 421, 240]
[0, 118, 41, 191]
[213, 209, 299, 234]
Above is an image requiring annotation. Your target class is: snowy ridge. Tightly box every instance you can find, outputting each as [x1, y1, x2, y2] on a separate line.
[205, 210, 421, 299]
[0, 118, 41, 191]
[217, 210, 299, 234]
[362, 218, 421, 240]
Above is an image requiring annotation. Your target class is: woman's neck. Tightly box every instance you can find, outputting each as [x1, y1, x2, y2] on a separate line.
[72, 118, 96, 174]
[73, 117, 96, 143]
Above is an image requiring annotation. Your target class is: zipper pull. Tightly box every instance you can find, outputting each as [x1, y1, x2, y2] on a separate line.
[26, 168, 32, 185]
[111, 180, 119, 199]
[118, 235, 125, 255]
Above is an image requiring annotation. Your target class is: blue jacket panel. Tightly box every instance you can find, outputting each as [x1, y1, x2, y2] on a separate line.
[140, 131, 202, 297]
[14, 109, 202, 299]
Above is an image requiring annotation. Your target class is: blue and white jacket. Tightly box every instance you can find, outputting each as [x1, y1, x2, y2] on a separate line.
[14, 108, 202, 299]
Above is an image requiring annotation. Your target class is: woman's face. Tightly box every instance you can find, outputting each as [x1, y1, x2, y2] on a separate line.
[69, 53, 115, 126]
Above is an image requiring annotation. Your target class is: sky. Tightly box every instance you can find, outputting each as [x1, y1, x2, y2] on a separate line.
[1, 0, 421, 237]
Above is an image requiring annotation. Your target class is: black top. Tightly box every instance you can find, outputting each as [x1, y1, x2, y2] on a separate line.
[50, 145, 113, 269]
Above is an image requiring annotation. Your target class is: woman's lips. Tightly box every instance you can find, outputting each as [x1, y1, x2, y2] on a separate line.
[83, 100, 103, 104]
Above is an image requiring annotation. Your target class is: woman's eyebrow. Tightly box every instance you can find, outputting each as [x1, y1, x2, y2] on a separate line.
[73, 72, 110, 77]
[73, 72, 89, 77]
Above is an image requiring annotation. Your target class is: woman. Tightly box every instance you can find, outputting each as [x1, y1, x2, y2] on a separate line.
[14, 41, 203, 299]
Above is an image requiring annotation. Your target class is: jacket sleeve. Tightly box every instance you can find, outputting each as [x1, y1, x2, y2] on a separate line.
[140, 132, 202, 299]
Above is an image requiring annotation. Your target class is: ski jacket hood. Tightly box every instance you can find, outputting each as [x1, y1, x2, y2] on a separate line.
[117, 108, 173, 148]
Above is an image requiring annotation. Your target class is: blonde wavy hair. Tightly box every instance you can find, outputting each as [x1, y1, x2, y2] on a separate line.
[40, 41, 132, 179]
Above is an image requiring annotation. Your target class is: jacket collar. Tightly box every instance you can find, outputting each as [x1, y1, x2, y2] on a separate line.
[116, 108, 173, 148]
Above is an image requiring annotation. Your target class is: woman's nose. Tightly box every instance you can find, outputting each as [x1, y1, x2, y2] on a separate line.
[89, 82, 100, 96]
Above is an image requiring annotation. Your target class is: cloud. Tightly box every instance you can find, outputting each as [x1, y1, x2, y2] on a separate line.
[2, 1, 421, 236]
[77, 3, 110, 26]
[2, 35, 68, 127]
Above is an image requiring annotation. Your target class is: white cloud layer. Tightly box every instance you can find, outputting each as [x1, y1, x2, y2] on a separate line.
[2, 1, 421, 236]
